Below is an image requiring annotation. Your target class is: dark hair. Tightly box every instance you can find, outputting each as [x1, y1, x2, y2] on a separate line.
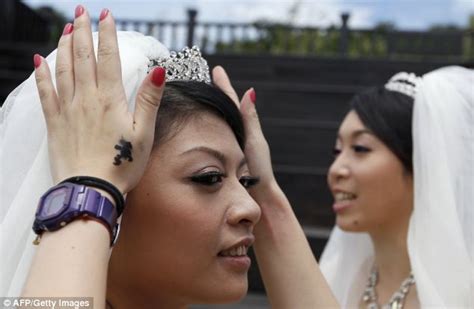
[350, 87, 414, 173]
[153, 81, 245, 150]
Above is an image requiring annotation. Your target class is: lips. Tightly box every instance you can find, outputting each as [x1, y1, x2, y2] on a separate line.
[334, 191, 357, 202]
[219, 245, 248, 257]
[332, 189, 357, 213]
[218, 236, 254, 257]
[217, 236, 254, 271]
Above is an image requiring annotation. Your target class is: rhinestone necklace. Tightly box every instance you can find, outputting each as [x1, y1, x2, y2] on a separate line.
[362, 268, 415, 309]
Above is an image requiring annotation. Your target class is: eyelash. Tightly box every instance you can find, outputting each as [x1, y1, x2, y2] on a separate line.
[332, 145, 371, 156]
[190, 172, 260, 189]
[239, 176, 260, 189]
[190, 171, 225, 186]
[352, 145, 371, 153]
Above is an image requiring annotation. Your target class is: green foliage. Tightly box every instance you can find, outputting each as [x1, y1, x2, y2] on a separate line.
[215, 20, 472, 60]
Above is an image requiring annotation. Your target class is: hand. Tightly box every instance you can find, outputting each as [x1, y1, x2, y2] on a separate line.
[212, 66, 280, 202]
[34, 7, 166, 193]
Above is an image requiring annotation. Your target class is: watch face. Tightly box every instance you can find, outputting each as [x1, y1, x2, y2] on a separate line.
[42, 187, 69, 218]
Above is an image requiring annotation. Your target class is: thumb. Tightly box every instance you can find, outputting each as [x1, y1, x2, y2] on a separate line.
[133, 66, 166, 135]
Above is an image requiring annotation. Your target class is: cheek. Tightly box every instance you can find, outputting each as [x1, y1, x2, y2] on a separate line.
[354, 157, 411, 225]
[144, 183, 224, 255]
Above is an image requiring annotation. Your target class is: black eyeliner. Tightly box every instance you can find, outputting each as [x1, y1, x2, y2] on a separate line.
[240, 176, 260, 188]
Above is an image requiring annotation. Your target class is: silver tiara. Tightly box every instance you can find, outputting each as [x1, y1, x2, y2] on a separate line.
[384, 72, 421, 98]
[148, 46, 211, 84]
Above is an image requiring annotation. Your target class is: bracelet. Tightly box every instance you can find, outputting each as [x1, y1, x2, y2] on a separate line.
[60, 176, 125, 217]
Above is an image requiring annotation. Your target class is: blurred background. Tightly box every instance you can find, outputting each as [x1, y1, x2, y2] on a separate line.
[1, 0, 473, 307]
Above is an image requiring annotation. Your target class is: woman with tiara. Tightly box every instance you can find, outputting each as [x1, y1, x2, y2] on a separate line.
[320, 67, 473, 308]
[1, 5, 337, 308]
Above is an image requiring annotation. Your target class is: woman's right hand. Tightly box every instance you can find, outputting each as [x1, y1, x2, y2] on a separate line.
[212, 66, 340, 308]
[34, 6, 166, 194]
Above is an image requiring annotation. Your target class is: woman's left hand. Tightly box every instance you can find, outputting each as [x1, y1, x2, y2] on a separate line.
[212, 66, 281, 203]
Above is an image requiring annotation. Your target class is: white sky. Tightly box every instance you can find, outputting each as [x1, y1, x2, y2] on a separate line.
[24, 0, 474, 30]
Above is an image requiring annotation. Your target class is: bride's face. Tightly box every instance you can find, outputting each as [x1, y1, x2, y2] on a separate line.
[108, 112, 261, 306]
[327, 111, 413, 233]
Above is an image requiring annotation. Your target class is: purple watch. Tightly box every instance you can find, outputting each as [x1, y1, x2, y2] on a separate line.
[33, 182, 119, 246]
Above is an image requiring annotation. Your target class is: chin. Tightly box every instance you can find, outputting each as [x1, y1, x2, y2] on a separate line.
[336, 214, 368, 232]
[199, 278, 248, 305]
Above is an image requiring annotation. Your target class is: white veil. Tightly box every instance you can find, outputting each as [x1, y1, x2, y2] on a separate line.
[0, 31, 169, 297]
[320, 66, 474, 308]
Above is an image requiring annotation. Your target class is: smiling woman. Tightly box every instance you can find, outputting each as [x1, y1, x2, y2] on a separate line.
[321, 68, 474, 308]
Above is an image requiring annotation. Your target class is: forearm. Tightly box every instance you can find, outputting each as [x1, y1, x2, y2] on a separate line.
[253, 181, 339, 309]
[21, 188, 113, 309]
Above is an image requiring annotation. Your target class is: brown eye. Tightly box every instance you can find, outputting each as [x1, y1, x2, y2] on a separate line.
[332, 148, 342, 157]
[190, 172, 224, 186]
[352, 145, 371, 153]
[239, 176, 260, 189]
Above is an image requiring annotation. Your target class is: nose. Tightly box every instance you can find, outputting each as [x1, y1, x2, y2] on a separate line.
[226, 184, 261, 229]
[328, 152, 351, 185]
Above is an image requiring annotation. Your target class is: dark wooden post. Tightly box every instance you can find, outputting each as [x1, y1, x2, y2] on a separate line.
[187, 9, 197, 47]
[340, 13, 350, 56]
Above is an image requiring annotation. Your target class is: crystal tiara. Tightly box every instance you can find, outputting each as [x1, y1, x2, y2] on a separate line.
[384, 72, 421, 99]
[148, 46, 211, 84]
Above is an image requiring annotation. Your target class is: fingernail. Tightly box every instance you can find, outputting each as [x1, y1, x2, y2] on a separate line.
[62, 23, 73, 35]
[33, 54, 42, 69]
[250, 88, 256, 104]
[75, 5, 85, 18]
[151, 67, 166, 87]
[100, 9, 109, 21]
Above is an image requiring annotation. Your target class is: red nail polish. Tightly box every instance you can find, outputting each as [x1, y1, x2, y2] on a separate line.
[151, 67, 166, 87]
[75, 5, 84, 18]
[250, 88, 256, 104]
[100, 9, 109, 21]
[33, 54, 42, 69]
[62, 23, 73, 35]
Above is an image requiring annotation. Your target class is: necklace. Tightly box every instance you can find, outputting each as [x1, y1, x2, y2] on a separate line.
[362, 268, 415, 309]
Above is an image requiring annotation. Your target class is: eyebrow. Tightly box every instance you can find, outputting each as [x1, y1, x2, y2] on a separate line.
[337, 129, 373, 140]
[180, 146, 247, 169]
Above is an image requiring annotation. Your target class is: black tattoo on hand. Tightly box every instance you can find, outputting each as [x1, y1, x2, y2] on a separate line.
[113, 138, 133, 166]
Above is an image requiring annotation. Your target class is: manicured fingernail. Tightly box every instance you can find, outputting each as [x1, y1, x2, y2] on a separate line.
[33, 54, 42, 68]
[75, 5, 85, 18]
[62, 23, 73, 35]
[100, 9, 109, 21]
[151, 67, 166, 87]
[249, 88, 256, 104]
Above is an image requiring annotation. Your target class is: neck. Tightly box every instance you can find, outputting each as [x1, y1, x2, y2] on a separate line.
[106, 290, 188, 309]
[368, 218, 412, 302]
[106, 272, 188, 309]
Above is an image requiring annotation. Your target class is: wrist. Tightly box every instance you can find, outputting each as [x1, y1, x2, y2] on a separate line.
[251, 178, 291, 211]
[33, 183, 119, 247]
[59, 176, 125, 217]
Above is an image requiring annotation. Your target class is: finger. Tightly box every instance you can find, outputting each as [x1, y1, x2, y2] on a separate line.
[72, 5, 97, 92]
[55, 23, 75, 105]
[133, 67, 166, 136]
[212, 66, 240, 107]
[34, 54, 60, 121]
[240, 88, 264, 140]
[97, 9, 122, 91]
[240, 88, 274, 183]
